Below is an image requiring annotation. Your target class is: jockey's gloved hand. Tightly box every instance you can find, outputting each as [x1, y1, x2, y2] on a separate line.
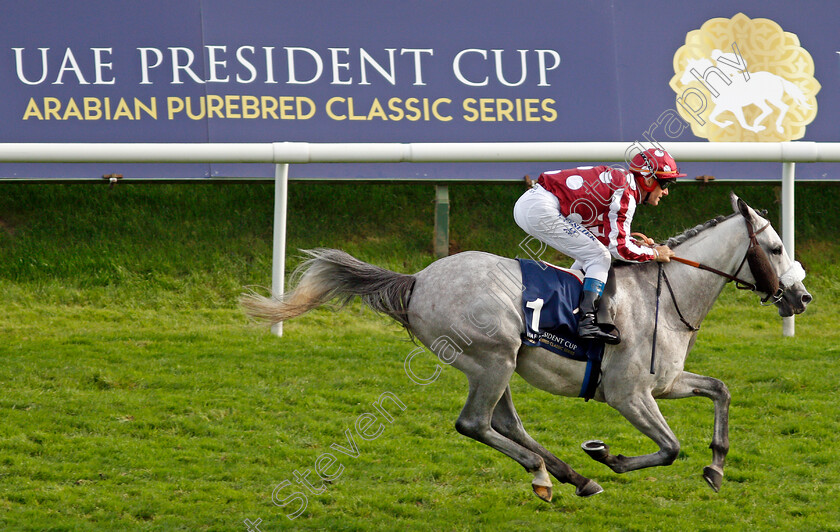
[654, 246, 675, 263]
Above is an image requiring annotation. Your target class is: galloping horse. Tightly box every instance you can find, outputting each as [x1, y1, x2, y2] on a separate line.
[242, 193, 811, 502]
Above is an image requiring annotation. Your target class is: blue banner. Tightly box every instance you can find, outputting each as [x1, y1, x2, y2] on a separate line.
[0, 1, 837, 180]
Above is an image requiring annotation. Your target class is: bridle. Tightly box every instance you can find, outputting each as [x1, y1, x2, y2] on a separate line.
[672, 214, 783, 305]
[648, 210, 805, 374]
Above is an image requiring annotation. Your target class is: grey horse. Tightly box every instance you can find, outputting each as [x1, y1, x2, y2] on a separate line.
[241, 193, 811, 502]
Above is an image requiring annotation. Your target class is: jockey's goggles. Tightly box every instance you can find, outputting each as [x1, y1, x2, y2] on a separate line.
[656, 178, 676, 190]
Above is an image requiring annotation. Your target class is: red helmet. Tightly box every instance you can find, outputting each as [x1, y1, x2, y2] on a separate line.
[630, 148, 686, 191]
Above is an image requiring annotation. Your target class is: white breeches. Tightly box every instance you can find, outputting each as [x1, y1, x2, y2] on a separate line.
[513, 185, 611, 284]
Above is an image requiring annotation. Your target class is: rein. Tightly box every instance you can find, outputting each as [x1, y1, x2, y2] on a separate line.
[649, 216, 777, 375]
[650, 263, 701, 374]
[670, 219, 783, 304]
[670, 256, 756, 290]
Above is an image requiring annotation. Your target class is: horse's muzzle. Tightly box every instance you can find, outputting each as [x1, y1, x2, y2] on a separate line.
[777, 286, 812, 317]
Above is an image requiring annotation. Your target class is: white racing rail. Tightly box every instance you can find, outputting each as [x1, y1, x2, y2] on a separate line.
[1, 140, 839, 163]
[3, 140, 839, 336]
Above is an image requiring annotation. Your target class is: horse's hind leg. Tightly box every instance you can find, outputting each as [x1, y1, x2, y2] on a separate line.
[454, 359, 556, 502]
[660, 371, 730, 492]
[491, 387, 603, 497]
[769, 98, 789, 133]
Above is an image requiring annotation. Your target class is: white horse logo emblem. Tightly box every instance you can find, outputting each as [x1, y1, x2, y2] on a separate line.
[670, 13, 821, 142]
[679, 50, 811, 134]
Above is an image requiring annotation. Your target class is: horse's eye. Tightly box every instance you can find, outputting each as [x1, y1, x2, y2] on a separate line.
[771, 247, 783, 255]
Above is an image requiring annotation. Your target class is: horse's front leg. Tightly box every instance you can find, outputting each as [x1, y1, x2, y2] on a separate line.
[707, 104, 733, 129]
[582, 390, 681, 473]
[730, 104, 765, 133]
[659, 371, 730, 492]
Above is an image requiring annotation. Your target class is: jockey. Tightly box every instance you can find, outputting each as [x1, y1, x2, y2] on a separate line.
[513, 148, 684, 343]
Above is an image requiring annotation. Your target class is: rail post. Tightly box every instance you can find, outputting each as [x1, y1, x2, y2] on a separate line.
[434, 185, 450, 258]
[271, 163, 290, 337]
[781, 161, 795, 337]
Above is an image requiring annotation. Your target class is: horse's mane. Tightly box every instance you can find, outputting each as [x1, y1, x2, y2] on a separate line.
[662, 212, 739, 248]
[612, 212, 740, 270]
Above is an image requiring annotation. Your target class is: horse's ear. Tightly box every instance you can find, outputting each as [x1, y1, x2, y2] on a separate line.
[729, 192, 753, 221]
[729, 191, 753, 218]
[729, 191, 742, 213]
[737, 199, 751, 218]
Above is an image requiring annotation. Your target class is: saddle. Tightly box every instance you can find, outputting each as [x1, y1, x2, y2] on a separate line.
[517, 259, 618, 400]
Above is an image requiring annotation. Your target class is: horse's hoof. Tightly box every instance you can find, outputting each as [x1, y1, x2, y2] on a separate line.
[582, 440, 610, 462]
[532, 483, 553, 503]
[703, 465, 723, 492]
[575, 479, 604, 497]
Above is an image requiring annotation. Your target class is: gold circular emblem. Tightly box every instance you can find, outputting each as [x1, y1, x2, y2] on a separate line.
[669, 13, 821, 142]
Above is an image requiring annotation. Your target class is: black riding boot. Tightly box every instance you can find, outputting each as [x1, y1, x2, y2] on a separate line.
[577, 290, 620, 344]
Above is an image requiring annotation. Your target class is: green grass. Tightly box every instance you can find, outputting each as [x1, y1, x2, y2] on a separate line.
[1, 181, 839, 530]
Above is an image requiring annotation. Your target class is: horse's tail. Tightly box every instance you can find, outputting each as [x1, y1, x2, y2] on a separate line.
[240, 248, 416, 332]
[780, 78, 811, 109]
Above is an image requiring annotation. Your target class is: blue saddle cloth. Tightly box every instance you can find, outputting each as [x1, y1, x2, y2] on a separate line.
[517, 259, 605, 400]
